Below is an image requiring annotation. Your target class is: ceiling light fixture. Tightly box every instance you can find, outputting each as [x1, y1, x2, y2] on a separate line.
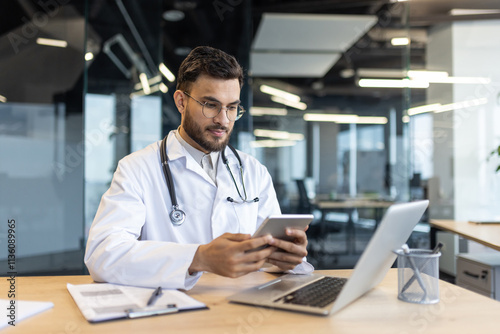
[162, 9, 185, 21]
[0, 95, 7, 103]
[391, 37, 410, 46]
[250, 107, 288, 116]
[36, 37, 68, 48]
[407, 70, 448, 80]
[450, 9, 500, 16]
[130, 83, 164, 98]
[303, 113, 388, 124]
[139, 73, 151, 95]
[250, 140, 298, 148]
[260, 85, 301, 103]
[159, 83, 168, 93]
[407, 98, 488, 116]
[340, 68, 355, 78]
[408, 70, 491, 84]
[134, 75, 162, 90]
[159, 63, 176, 82]
[407, 103, 442, 116]
[254, 129, 304, 141]
[358, 78, 429, 88]
[270, 96, 307, 110]
[357, 68, 406, 78]
[85, 52, 94, 61]
[434, 98, 488, 113]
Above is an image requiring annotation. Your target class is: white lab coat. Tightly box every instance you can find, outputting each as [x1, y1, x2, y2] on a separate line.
[85, 131, 313, 290]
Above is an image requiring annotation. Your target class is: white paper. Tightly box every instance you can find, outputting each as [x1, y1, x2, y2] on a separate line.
[67, 283, 206, 322]
[0, 299, 54, 329]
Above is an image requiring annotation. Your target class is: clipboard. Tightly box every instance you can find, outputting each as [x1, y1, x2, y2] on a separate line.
[67, 283, 207, 323]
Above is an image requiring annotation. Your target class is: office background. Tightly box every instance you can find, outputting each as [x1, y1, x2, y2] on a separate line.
[1, 0, 499, 276]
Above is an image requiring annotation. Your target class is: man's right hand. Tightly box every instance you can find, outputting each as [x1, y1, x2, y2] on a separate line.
[188, 233, 275, 278]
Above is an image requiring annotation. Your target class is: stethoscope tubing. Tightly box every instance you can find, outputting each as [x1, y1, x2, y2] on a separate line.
[160, 136, 258, 226]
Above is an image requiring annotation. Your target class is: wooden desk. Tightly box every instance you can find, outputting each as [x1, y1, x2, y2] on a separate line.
[4, 269, 500, 334]
[430, 219, 500, 252]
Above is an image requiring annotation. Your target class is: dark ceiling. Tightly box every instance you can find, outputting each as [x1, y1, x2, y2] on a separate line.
[2, 0, 500, 113]
[159, 0, 500, 112]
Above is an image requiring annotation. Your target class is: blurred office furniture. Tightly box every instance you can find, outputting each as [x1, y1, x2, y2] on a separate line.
[315, 199, 393, 255]
[295, 179, 314, 214]
[430, 219, 500, 276]
[456, 253, 500, 301]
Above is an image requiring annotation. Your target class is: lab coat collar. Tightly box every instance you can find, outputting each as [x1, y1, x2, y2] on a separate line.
[166, 131, 224, 185]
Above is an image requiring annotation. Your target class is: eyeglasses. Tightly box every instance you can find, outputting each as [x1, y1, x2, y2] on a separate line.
[183, 91, 245, 121]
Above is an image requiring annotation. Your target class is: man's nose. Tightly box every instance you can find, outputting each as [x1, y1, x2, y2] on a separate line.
[213, 107, 232, 124]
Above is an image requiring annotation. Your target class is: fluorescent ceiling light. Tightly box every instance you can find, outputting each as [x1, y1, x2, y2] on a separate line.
[130, 83, 164, 98]
[408, 70, 490, 84]
[357, 68, 405, 78]
[250, 140, 297, 148]
[303, 113, 388, 124]
[0, 95, 6, 103]
[159, 83, 168, 93]
[271, 96, 307, 110]
[254, 129, 304, 141]
[408, 70, 449, 81]
[134, 75, 162, 90]
[434, 98, 488, 113]
[407, 103, 442, 116]
[139, 73, 151, 95]
[358, 78, 429, 88]
[260, 85, 301, 103]
[408, 98, 488, 116]
[85, 52, 94, 61]
[428, 76, 491, 84]
[450, 9, 500, 16]
[159, 63, 176, 82]
[250, 107, 288, 116]
[162, 9, 185, 21]
[391, 37, 410, 46]
[36, 37, 67, 48]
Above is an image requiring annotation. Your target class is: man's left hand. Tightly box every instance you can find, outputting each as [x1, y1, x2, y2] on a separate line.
[265, 228, 308, 271]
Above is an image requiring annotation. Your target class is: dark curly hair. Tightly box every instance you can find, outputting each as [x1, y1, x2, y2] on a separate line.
[176, 46, 244, 92]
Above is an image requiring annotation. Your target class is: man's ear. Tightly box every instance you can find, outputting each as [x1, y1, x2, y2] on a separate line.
[173, 90, 185, 114]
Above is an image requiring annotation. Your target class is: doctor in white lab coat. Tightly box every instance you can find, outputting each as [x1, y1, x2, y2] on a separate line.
[84, 46, 313, 290]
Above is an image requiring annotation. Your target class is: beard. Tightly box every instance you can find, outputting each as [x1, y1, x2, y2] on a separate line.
[183, 107, 233, 152]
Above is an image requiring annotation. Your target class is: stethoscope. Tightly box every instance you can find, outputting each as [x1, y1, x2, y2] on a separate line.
[160, 136, 259, 226]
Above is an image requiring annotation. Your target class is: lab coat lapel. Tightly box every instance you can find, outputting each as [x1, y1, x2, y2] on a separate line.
[165, 132, 216, 185]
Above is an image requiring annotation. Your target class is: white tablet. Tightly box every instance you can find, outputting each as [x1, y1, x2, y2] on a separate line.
[252, 214, 314, 242]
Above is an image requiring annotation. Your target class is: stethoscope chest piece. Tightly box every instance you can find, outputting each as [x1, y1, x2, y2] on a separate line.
[169, 205, 186, 226]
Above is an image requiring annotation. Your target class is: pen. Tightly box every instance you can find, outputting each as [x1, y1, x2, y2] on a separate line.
[147, 287, 163, 306]
[400, 242, 443, 294]
[401, 244, 428, 300]
[126, 304, 178, 319]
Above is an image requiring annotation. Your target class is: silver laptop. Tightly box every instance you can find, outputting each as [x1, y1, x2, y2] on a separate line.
[227, 200, 429, 315]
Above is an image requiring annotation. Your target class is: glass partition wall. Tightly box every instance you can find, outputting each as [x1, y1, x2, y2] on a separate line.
[0, 1, 88, 274]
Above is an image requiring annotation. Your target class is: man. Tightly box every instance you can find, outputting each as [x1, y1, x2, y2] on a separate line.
[85, 46, 312, 290]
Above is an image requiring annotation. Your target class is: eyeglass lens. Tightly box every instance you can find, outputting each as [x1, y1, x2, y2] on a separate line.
[202, 100, 244, 121]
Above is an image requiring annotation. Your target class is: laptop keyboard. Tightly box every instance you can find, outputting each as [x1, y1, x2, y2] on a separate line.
[274, 276, 348, 308]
